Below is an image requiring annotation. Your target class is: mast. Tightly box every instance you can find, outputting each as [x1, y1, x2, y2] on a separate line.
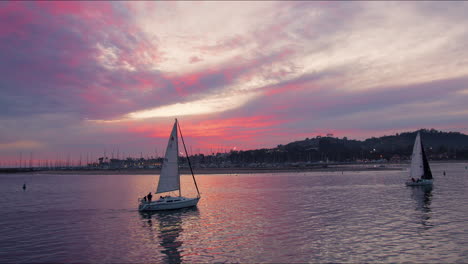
[176, 119, 181, 197]
[177, 119, 200, 198]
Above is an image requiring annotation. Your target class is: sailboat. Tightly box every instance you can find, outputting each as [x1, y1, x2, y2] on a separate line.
[405, 132, 433, 186]
[138, 119, 201, 211]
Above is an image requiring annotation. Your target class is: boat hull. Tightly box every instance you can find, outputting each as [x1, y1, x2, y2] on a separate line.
[405, 179, 433, 186]
[138, 196, 200, 211]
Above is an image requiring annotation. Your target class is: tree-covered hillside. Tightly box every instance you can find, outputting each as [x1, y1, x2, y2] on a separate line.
[188, 129, 468, 166]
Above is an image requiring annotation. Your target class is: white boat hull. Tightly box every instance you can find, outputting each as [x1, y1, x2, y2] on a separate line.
[405, 179, 433, 186]
[138, 196, 200, 211]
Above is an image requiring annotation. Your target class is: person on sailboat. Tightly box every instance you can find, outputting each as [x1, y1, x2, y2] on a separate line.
[143, 196, 147, 203]
[147, 192, 152, 202]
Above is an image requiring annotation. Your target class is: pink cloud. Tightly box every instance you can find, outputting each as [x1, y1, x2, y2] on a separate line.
[0, 2, 167, 119]
[197, 35, 249, 55]
[189, 56, 203, 64]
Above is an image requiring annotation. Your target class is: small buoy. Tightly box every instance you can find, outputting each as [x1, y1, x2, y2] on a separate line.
[22, 183, 26, 190]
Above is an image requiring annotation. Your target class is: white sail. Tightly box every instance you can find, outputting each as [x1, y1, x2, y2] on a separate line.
[156, 120, 180, 193]
[410, 132, 424, 179]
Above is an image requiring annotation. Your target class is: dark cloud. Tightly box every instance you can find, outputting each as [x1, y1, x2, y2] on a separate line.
[225, 72, 468, 141]
[0, 2, 162, 120]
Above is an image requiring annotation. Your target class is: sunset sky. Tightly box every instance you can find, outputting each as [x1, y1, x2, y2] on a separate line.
[1, 1, 468, 165]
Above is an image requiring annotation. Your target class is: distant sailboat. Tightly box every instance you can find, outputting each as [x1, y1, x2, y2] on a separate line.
[138, 119, 200, 211]
[406, 132, 433, 186]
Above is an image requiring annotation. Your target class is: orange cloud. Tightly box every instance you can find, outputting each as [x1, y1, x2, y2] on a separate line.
[124, 116, 288, 152]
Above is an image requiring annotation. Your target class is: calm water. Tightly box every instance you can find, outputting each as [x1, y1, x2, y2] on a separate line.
[1, 163, 467, 263]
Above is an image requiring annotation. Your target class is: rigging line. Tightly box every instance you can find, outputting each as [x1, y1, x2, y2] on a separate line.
[177, 119, 200, 198]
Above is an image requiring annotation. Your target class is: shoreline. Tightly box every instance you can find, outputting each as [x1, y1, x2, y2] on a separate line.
[2, 160, 466, 175]
[26, 165, 404, 175]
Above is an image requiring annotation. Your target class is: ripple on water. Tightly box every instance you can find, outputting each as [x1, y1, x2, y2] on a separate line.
[1, 164, 468, 263]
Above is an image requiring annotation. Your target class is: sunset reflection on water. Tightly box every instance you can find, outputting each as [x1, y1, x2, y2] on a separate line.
[139, 208, 200, 264]
[410, 185, 433, 228]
